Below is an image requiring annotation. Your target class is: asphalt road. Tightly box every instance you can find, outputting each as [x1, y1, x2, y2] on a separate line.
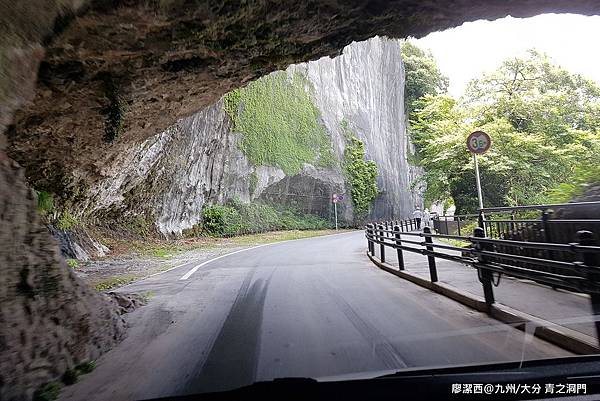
[60, 231, 571, 401]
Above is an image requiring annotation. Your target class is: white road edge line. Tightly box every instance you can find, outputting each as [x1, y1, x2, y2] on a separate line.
[179, 244, 270, 280]
[178, 230, 359, 281]
[145, 261, 193, 278]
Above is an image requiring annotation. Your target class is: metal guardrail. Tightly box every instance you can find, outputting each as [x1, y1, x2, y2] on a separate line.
[365, 215, 600, 344]
[433, 201, 600, 245]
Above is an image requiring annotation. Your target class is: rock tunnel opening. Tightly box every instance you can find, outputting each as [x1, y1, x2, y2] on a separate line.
[2, 2, 600, 400]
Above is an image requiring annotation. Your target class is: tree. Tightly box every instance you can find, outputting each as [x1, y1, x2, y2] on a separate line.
[465, 49, 600, 141]
[409, 50, 600, 213]
[401, 41, 449, 115]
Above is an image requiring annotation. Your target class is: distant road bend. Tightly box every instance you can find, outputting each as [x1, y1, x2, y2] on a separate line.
[60, 231, 570, 401]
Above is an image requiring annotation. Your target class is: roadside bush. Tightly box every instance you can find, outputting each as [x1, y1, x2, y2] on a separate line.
[201, 200, 331, 237]
[202, 204, 242, 237]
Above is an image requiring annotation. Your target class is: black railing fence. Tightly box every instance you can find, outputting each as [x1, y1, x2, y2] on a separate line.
[365, 201, 600, 344]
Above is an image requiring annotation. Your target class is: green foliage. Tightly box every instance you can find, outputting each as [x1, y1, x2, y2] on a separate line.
[33, 382, 62, 401]
[249, 171, 258, 195]
[202, 204, 243, 237]
[36, 191, 54, 216]
[223, 88, 241, 119]
[202, 200, 331, 237]
[409, 50, 600, 213]
[152, 249, 171, 258]
[401, 41, 449, 115]
[464, 50, 600, 140]
[62, 369, 79, 385]
[66, 259, 79, 268]
[60, 360, 97, 385]
[223, 71, 334, 175]
[56, 209, 79, 230]
[94, 275, 138, 292]
[343, 134, 378, 217]
[75, 361, 96, 374]
[546, 164, 600, 203]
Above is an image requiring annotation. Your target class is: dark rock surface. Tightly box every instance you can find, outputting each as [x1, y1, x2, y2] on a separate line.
[0, 156, 125, 401]
[107, 292, 148, 315]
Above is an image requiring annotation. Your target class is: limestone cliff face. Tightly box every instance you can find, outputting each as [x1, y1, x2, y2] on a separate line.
[289, 36, 422, 219]
[80, 37, 421, 236]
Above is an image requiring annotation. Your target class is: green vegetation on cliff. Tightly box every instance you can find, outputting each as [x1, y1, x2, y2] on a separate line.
[223, 71, 334, 175]
[342, 128, 378, 217]
[202, 200, 330, 237]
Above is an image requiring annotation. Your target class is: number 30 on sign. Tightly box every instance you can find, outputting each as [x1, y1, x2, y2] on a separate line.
[466, 131, 491, 154]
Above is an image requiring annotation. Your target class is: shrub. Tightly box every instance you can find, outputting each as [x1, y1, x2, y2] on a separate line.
[56, 209, 79, 230]
[202, 204, 243, 237]
[33, 382, 62, 401]
[201, 200, 331, 237]
[76, 361, 96, 374]
[62, 369, 79, 385]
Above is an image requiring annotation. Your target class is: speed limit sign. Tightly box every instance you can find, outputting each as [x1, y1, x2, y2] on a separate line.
[466, 131, 491, 154]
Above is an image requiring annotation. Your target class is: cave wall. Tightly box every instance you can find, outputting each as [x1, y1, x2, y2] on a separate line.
[0, 156, 125, 401]
[6, 1, 600, 201]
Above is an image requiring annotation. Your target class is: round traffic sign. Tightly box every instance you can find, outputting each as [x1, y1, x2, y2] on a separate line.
[466, 131, 491, 154]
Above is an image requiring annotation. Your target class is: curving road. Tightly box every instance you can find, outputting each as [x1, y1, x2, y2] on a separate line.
[60, 231, 570, 401]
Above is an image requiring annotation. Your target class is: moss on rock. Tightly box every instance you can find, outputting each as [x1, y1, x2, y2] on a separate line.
[223, 71, 334, 175]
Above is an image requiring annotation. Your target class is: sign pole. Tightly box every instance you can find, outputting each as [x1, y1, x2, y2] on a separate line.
[473, 153, 484, 210]
[334, 202, 338, 231]
[466, 130, 491, 236]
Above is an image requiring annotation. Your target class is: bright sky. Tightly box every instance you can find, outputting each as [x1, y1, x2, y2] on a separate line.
[414, 13, 600, 98]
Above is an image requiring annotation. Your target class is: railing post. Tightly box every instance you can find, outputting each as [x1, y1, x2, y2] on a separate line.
[541, 210, 554, 261]
[366, 224, 374, 255]
[474, 227, 495, 305]
[541, 211, 553, 242]
[457, 216, 461, 236]
[478, 210, 487, 237]
[576, 230, 600, 345]
[394, 225, 405, 271]
[423, 226, 437, 282]
[378, 224, 385, 263]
